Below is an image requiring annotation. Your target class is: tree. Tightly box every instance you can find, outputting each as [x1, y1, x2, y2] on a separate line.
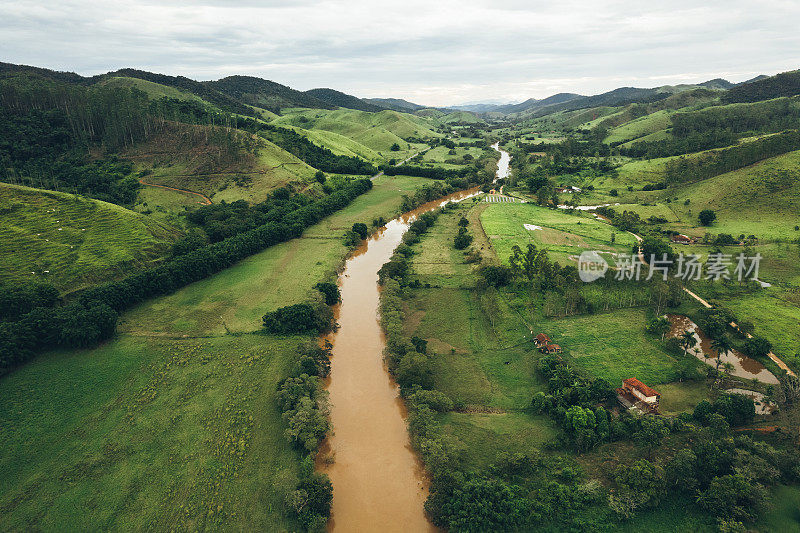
[390, 143, 401, 151]
[699, 209, 717, 226]
[609, 459, 666, 519]
[479, 265, 511, 287]
[314, 282, 340, 306]
[351, 222, 369, 240]
[437, 477, 529, 532]
[743, 336, 771, 359]
[454, 227, 473, 250]
[411, 335, 428, 354]
[646, 316, 670, 339]
[710, 335, 733, 378]
[680, 330, 697, 356]
[263, 303, 332, 334]
[314, 170, 326, 183]
[697, 474, 767, 522]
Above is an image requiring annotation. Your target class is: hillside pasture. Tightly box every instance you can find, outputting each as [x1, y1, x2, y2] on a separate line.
[0, 183, 181, 292]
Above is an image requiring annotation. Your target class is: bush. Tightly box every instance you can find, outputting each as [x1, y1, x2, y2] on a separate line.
[314, 282, 340, 306]
[479, 265, 511, 287]
[351, 222, 369, 240]
[699, 209, 717, 226]
[263, 303, 332, 335]
[454, 227, 473, 250]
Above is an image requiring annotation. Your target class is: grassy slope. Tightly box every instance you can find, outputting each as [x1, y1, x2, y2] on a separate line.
[605, 109, 673, 144]
[283, 125, 383, 162]
[272, 108, 441, 161]
[659, 149, 800, 241]
[126, 131, 318, 206]
[98, 76, 208, 105]
[0, 184, 181, 292]
[0, 173, 449, 529]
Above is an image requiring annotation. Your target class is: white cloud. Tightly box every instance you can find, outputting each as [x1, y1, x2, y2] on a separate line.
[1, 0, 799, 106]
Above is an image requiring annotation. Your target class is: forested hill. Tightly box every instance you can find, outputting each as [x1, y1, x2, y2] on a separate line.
[205, 75, 335, 113]
[0, 63, 255, 116]
[723, 69, 800, 103]
[364, 97, 426, 112]
[304, 88, 387, 112]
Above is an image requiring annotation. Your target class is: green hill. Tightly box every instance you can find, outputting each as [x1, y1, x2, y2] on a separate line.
[723, 69, 800, 103]
[0, 184, 181, 292]
[206, 75, 334, 113]
[661, 148, 800, 240]
[123, 124, 318, 205]
[97, 76, 209, 104]
[271, 108, 442, 156]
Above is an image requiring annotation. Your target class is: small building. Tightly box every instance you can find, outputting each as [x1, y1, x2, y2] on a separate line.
[555, 186, 582, 194]
[617, 378, 660, 412]
[542, 343, 562, 354]
[670, 234, 695, 245]
[535, 333, 551, 347]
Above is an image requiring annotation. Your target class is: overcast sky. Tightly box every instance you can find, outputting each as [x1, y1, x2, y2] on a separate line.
[2, 0, 799, 107]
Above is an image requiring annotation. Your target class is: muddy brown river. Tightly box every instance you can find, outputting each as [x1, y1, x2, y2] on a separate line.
[320, 187, 480, 532]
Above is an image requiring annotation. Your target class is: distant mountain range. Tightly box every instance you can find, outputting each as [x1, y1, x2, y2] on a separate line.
[1, 61, 795, 120]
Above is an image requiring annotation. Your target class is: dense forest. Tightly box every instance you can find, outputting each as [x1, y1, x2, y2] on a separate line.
[723, 70, 800, 103]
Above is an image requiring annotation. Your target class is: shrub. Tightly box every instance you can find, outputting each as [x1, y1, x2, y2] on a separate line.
[699, 209, 717, 226]
[351, 222, 369, 240]
[314, 282, 340, 306]
[263, 303, 332, 335]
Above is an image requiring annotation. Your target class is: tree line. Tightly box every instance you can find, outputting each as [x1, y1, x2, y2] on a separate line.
[663, 129, 800, 184]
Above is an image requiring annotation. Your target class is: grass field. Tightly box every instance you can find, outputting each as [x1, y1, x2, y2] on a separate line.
[121, 175, 440, 336]
[0, 334, 303, 531]
[406, 199, 486, 288]
[756, 484, 800, 532]
[437, 412, 557, 469]
[480, 202, 637, 267]
[420, 145, 486, 168]
[133, 184, 204, 226]
[657, 381, 711, 415]
[722, 290, 800, 371]
[531, 307, 680, 385]
[0, 183, 181, 293]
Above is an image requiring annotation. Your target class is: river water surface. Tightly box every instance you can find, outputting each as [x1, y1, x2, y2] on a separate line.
[492, 141, 511, 182]
[320, 187, 480, 532]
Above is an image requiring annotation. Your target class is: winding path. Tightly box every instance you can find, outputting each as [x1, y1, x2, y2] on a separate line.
[138, 178, 212, 205]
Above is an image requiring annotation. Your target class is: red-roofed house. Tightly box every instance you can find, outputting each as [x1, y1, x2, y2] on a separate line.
[542, 344, 562, 354]
[535, 333, 551, 348]
[670, 234, 695, 245]
[622, 378, 660, 406]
